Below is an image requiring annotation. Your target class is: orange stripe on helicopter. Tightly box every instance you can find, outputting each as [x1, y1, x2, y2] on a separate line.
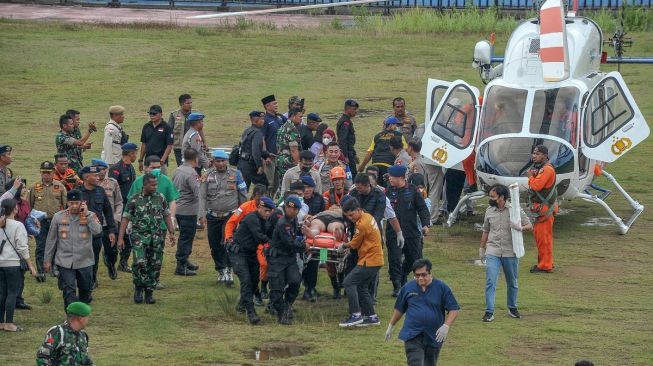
[540, 47, 565, 62]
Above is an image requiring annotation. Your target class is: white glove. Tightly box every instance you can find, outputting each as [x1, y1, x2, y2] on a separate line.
[337, 243, 347, 254]
[479, 247, 486, 261]
[510, 220, 522, 231]
[384, 324, 394, 342]
[396, 231, 405, 249]
[435, 324, 449, 343]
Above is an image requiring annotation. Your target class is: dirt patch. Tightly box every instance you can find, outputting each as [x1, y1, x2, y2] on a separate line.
[507, 341, 561, 364]
[561, 262, 625, 280]
[245, 342, 308, 361]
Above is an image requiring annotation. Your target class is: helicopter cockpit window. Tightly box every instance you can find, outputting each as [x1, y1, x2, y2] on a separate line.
[430, 85, 476, 149]
[584, 78, 634, 148]
[430, 86, 448, 120]
[530, 87, 580, 146]
[479, 86, 527, 141]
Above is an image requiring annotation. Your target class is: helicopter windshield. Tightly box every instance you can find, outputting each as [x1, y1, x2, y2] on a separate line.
[479, 85, 528, 141]
[530, 87, 580, 147]
[476, 137, 574, 177]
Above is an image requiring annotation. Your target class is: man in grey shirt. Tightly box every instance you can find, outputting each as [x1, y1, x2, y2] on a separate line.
[390, 135, 412, 168]
[44, 189, 103, 308]
[182, 112, 209, 174]
[172, 148, 201, 276]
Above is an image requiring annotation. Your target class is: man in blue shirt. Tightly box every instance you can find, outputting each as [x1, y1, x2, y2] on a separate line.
[385, 258, 459, 366]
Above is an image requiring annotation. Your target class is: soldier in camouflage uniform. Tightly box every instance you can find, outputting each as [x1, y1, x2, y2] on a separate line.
[36, 301, 95, 366]
[275, 108, 303, 188]
[55, 114, 96, 174]
[118, 173, 176, 304]
[66, 109, 92, 168]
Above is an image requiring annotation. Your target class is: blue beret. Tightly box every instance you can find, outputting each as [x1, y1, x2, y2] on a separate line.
[249, 111, 264, 118]
[388, 164, 408, 178]
[0, 145, 12, 155]
[300, 175, 315, 188]
[259, 197, 276, 210]
[90, 159, 108, 169]
[79, 166, 100, 175]
[385, 116, 401, 125]
[285, 195, 302, 209]
[212, 149, 228, 160]
[121, 143, 138, 152]
[187, 112, 205, 122]
[307, 113, 322, 122]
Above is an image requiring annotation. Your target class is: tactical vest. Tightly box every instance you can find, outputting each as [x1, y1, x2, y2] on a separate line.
[528, 162, 558, 217]
[171, 109, 188, 149]
[108, 122, 129, 146]
[371, 131, 401, 165]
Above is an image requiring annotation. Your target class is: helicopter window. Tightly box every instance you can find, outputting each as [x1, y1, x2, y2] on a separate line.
[429, 86, 448, 120]
[430, 85, 477, 149]
[479, 86, 527, 141]
[584, 78, 634, 148]
[530, 87, 580, 146]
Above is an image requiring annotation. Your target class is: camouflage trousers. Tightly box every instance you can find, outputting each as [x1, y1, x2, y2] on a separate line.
[131, 231, 165, 290]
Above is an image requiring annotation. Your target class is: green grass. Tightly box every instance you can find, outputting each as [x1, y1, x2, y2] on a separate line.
[1, 19, 653, 365]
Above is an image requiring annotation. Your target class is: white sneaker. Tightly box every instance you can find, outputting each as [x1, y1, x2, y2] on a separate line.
[217, 270, 225, 283]
[226, 268, 234, 284]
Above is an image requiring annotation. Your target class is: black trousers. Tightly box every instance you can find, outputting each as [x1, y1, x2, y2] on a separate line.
[343, 265, 380, 316]
[120, 234, 132, 262]
[302, 259, 319, 290]
[173, 148, 182, 168]
[35, 218, 52, 273]
[91, 235, 102, 283]
[57, 265, 93, 309]
[268, 257, 301, 314]
[237, 159, 267, 190]
[231, 253, 259, 311]
[386, 234, 423, 285]
[444, 169, 466, 214]
[0, 266, 21, 323]
[405, 333, 442, 366]
[207, 214, 231, 271]
[102, 227, 118, 267]
[175, 214, 197, 268]
[348, 154, 358, 180]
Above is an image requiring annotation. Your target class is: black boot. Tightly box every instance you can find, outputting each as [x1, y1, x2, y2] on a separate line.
[279, 308, 292, 325]
[107, 260, 117, 280]
[261, 281, 269, 299]
[392, 281, 401, 297]
[330, 276, 342, 299]
[134, 286, 143, 304]
[186, 261, 199, 271]
[145, 289, 156, 304]
[302, 288, 311, 301]
[119, 258, 132, 273]
[247, 309, 261, 325]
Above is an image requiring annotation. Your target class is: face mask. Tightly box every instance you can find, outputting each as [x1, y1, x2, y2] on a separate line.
[322, 137, 332, 145]
[299, 197, 304, 204]
[488, 199, 498, 207]
[301, 166, 311, 173]
[151, 168, 161, 177]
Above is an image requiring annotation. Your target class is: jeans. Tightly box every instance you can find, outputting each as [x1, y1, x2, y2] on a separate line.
[231, 253, 259, 311]
[207, 215, 231, 271]
[342, 265, 380, 316]
[405, 333, 441, 366]
[175, 214, 198, 268]
[485, 255, 519, 313]
[57, 265, 93, 309]
[0, 266, 21, 323]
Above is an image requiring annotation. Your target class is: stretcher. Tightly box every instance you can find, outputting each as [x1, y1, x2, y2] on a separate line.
[304, 233, 348, 273]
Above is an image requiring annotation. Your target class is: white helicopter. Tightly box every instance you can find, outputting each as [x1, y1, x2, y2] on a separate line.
[420, 0, 651, 234]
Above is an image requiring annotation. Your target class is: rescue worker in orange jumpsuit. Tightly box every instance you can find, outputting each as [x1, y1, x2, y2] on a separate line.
[224, 184, 269, 303]
[527, 145, 558, 273]
[324, 167, 348, 209]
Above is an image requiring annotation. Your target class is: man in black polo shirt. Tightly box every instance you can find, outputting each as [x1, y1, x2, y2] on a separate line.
[139, 105, 173, 175]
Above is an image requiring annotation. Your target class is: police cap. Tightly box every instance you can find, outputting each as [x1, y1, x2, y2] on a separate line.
[306, 113, 322, 122]
[249, 111, 264, 118]
[299, 150, 314, 161]
[300, 175, 316, 188]
[187, 112, 205, 123]
[67, 189, 82, 201]
[285, 195, 302, 209]
[0, 145, 12, 155]
[90, 159, 108, 169]
[388, 164, 408, 178]
[212, 149, 228, 160]
[79, 166, 99, 176]
[121, 143, 138, 152]
[40, 161, 55, 172]
[344, 99, 359, 108]
[259, 197, 276, 210]
[148, 105, 163, 114]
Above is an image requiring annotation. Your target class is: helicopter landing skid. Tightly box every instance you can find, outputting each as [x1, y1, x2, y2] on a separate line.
[579, 169, 644, 235]
[446, 190, 487, 227]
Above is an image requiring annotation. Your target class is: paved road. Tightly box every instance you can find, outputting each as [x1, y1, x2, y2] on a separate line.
[0, 3, 353, 27]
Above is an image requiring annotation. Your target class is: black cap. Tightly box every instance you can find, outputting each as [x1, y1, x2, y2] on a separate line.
[40, 161, 55, 172]
[261, 95, 276, 105]
[289, 181, 305, 191]
[306, 113, 322, 122]
[299, 150, 315, 161]
[148, 105, 163, 114]
[249, 111, 264, 118]
[0, 145, 12, 155]
[67, 189, 82, 201]
[345, 99, 359, 108]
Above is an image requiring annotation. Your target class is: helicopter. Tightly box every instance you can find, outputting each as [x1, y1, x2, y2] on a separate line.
[420, 0, 652, 234]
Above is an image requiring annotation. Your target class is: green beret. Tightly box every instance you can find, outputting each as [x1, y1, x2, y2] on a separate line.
[66, 301, 92, 317]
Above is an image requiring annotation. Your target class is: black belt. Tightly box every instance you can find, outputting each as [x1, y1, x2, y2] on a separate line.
[208, 210, 231, 219]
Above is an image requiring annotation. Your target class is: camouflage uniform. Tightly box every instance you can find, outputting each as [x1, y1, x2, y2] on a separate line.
[36, 321, 94, 366]
[275, 121, 302, 180]
[73, 126, 85, 167]
[123, 191, 169, 290]
[56, 130, 82, 173]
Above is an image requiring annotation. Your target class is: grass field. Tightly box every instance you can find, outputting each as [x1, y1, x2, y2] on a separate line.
[0, 18, 652, 365]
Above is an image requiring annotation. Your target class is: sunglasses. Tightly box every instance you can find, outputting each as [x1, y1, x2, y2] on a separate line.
[414, 272, 430, 278]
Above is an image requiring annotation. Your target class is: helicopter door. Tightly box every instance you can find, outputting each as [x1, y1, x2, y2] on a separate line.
[422, 80, 480, 168]
[424, 79, 451, 124]
[581, 71, 650, 163]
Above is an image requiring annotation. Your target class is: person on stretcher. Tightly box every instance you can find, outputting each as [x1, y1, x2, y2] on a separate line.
[301, 207, 347, 245]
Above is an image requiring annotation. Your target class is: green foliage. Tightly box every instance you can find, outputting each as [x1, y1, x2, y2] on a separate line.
[586, 7, 652, 33]
[39, 288, 52, 304]
[330, 17, 345, 30]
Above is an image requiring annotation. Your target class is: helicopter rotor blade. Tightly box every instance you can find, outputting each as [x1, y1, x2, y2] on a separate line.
[539, 0, 569, 82]
[188, 0, 389, 19]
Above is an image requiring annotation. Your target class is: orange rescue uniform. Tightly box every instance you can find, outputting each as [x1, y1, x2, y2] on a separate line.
[225, 199, 269, 281]
[528, 162, 559, 272]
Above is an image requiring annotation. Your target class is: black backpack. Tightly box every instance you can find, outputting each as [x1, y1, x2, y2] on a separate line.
[229, 144, 240, 166]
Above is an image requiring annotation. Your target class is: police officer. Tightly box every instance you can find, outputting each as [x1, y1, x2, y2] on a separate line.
[267, 195, 308, 325]
[0, 144, 13, 194]
[358, 116, 405, 187]
[199, 150, 248, 285]
[230, 197, 275, 325]
[386, 165, 430, 296]
[119, 173, 176, 304]
[172, 148, 201, 276]
[94, 159, 123, 281]
[182, 112, 210, 174]
[78, 166, 116, 288]
[28, 161, 67, 280]
[336, 99, 359, 178]
[299, 175, 325, 302]
[44, 189, 103, 308]
[36, 301, 95, 366]
[237, 111, 268, 190]
[261, 94, 287, 196]
[102, 105, 129, 166]
[109, 143, 138, 271]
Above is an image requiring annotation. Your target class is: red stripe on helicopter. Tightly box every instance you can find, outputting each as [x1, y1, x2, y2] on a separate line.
[540, 47, 565, 62]
[540, 7, 564, 34]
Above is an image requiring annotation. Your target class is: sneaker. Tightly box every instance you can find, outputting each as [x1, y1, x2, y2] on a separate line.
[482, 312, 494, 322]
[508, 308, 521, 319]
[186, 261, 199, 271]
[356, 315, 381, 327]
[175, 268, 197, 276]
[253, 294, 263, 307]
[339, 314, 364, 328]
[225, 268, 234, 285]
[530, 265, 553, 274]
[217, 270, 226, 283]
